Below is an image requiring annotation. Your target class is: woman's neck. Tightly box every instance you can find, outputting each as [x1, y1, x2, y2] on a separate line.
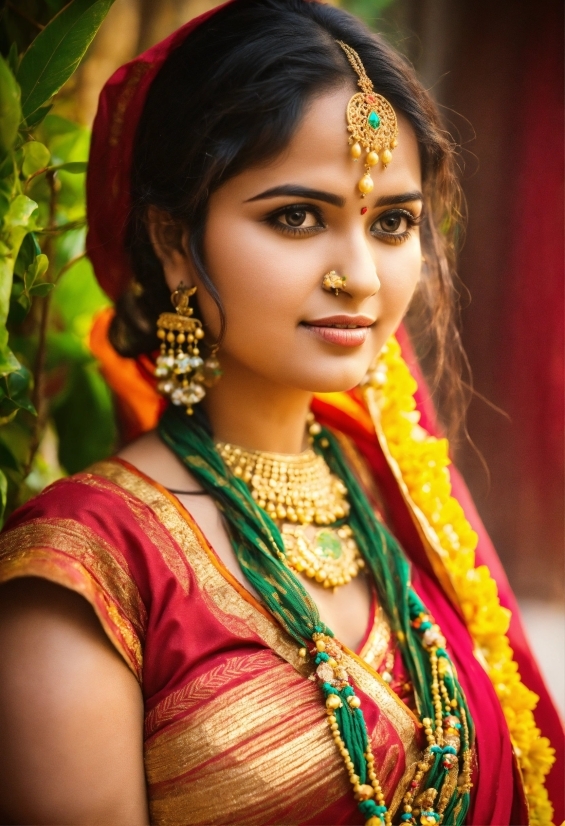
[203, 360, 313, 455]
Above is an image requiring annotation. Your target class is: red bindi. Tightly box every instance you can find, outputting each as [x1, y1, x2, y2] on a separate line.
[361, 206, 368, 215]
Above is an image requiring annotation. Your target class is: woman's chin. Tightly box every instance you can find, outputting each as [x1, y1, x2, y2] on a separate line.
[289, 360, 375, 395]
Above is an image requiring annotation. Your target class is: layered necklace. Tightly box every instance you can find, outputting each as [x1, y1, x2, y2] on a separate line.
[160, 405, 474, 826]
[216, 438, 365, 590]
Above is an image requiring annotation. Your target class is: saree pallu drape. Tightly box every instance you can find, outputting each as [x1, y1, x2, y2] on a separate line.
[0, 446, 532, 824]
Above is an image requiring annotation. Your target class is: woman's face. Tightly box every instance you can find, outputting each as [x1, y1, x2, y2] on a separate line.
[172, 84, 423, 393]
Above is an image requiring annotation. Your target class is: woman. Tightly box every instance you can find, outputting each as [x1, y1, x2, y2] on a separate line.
[0, 1, 562, 824]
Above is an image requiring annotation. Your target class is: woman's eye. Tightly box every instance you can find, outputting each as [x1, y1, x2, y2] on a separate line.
[370, 208, 420, 243]
[267, 205, 325, 236]
[379, 213, 403, 232]
[284, 209, 308, 227]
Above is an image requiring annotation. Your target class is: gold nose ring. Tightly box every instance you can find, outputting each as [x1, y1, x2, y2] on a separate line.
[322, 271, 347, 296]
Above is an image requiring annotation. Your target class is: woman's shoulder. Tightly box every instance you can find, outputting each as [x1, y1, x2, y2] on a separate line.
[0, 450, 207, 681]
[3, 452, 158, 521]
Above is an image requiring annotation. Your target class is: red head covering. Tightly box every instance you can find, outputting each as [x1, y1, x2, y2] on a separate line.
[86, 0, 236, 302]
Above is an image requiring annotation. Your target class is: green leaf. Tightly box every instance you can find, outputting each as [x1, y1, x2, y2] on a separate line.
[0, 439, 20, 472]
[23, 252, 49, 289]
[0, 366, 35, 418]
[0, 196, 38, 371]
[22, 140, 51, 177]
[52, 362, 116, 473]
[55, 160, 87, 174]
[23, 104, 54, 131]
[7, 43, 20, 78]
[4, 193, 38, 231]
[0, 341, 21, 377]
[0, 55, 22, 152]
[0, 152, 14, 181]
[17, 0, 115, 120]
[29, 282, 54, 297]
[0, 468, 7, 525]
[14, 232, 40, 278]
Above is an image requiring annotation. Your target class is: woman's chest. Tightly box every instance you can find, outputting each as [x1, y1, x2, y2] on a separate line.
[142, 634, 419, 826]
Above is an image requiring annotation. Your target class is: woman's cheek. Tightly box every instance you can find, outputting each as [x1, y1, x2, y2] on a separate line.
[379, 247, 421, 324]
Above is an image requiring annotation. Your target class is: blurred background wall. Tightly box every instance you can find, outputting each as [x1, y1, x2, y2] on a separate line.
[62, 0, 563, 699]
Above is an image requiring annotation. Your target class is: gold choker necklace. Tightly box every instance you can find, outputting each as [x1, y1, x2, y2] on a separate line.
[216, 441, 365, 589]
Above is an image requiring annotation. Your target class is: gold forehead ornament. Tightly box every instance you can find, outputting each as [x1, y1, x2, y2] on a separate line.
[337, 41, 399, 198]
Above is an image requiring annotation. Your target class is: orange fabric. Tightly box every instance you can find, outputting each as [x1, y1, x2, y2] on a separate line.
[89, 309, 164, 440]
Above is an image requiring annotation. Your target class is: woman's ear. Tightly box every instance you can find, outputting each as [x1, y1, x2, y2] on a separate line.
[146, 206, 194, 293]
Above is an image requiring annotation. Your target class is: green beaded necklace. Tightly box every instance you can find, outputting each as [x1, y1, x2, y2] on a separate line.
[159, 404, 474, 825]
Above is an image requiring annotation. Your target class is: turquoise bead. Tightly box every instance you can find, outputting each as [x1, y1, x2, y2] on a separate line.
[368, 111, 380, 129]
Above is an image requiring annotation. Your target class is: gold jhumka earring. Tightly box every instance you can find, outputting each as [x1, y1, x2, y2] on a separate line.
[155, 285, 221, 414]
[322, 271, 347, 296]
[337, 41, 399, 197]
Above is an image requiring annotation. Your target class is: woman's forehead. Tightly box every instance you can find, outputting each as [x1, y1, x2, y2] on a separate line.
[218, 85, 422, 206]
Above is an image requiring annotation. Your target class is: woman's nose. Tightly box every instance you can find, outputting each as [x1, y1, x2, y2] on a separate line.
[338, 232, 380, 298]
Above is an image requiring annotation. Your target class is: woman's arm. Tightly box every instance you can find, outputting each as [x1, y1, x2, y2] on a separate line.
[0, 578, 149, 825]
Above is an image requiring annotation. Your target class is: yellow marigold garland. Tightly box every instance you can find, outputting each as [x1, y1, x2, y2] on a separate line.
[363, 336, 556, 825]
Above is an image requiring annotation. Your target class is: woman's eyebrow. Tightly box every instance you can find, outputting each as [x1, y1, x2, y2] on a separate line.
[374, 191, 423, 207]
[245, 185, 345, 207]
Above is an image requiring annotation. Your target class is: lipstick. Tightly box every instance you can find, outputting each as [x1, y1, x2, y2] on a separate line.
[301, 315, 374, 348]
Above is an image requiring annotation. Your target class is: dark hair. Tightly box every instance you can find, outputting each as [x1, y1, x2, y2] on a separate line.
[115, 0, 466, 434]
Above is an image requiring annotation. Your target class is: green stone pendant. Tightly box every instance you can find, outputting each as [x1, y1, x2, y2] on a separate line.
[368, 110, 380, 130]
[315, 530, 343, 560]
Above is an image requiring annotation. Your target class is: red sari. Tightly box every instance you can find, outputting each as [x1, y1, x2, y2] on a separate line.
[0, 420, 555, 823]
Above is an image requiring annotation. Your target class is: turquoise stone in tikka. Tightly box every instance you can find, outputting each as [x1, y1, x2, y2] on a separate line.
[368, 110, 380, 129]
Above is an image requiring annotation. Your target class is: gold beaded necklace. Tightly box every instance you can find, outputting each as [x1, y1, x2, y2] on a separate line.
[216, 440, 365, 589]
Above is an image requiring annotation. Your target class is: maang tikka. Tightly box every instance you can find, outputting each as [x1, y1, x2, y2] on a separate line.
[337, 41, 399, 197]
[155, 285, 221, 414]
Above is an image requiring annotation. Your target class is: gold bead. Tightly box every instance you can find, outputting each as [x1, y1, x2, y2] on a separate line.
[195, 328, 205, 339]
[157, 329, 166, 339]
[366, 151, 379, 166]
[391, 137, 398, 148]
[176, 333, 185, 344]
[358, 173, 374, 195]
[381, 148, 393, 165]
[347, 695, 361, 709]
[166, 332, 175, 343]
[326, 694, 342, 710]
[316, 640, 326, 652]
[350, 141, 362, 159]
[356, 784, 374, 800]
[298, 647, 307, 658]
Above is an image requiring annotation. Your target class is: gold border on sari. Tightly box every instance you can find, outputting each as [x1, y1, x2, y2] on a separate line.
[0, 518, 145, 678]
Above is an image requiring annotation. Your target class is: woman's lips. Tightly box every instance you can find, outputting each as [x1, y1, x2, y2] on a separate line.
[301, 316, 374, 347]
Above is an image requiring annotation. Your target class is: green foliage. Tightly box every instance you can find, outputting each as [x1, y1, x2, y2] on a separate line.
[0, 54, 21, 151]
[0, 0, 116, 524]
[17, 0, 115, 122]
[340, 0, 396, 27]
